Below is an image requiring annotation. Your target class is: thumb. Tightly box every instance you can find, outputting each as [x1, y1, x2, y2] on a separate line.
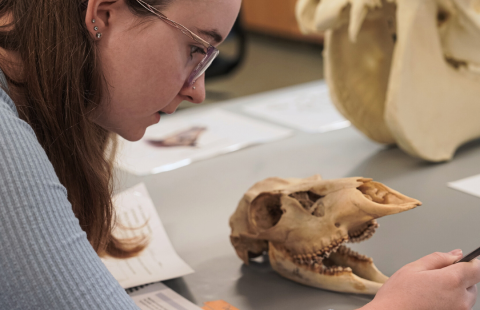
[410, 250, 463, 271]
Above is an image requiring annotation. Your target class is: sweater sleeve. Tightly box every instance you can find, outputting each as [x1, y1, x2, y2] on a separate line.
[0, 90, 140, 310]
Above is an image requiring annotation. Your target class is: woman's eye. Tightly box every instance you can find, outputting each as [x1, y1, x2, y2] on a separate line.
[190, 45, 206, 59]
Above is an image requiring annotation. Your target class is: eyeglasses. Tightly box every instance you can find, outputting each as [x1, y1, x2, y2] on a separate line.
[136, 0, 219, 86]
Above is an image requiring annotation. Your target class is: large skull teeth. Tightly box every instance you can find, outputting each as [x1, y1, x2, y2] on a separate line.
[348, 220, 379, 243]
[296, 0, 480, 161]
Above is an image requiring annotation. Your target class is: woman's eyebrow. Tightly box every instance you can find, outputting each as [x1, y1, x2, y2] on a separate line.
[195, 28, 223, 44]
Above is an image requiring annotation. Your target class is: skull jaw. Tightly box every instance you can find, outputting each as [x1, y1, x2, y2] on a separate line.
[268, 243, 386, 295]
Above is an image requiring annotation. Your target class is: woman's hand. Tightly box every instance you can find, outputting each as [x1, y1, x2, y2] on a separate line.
[360, 250, 480, 310]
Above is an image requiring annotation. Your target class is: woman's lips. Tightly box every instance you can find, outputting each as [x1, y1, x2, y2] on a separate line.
[154, 112, 161, 123]
[160, 99, 184, 115]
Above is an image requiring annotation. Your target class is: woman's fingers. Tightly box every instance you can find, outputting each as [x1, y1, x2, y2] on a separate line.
[450, 259, 480, 288]
[410, 251, 463, 271]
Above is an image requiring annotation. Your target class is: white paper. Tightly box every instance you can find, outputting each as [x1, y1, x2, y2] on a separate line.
[448, 174, 480, 198]
[128, 282, 202, 310]
[102, 183, 194, 288]
[116, 109, 293, 176]
[244, 81, 350, 133]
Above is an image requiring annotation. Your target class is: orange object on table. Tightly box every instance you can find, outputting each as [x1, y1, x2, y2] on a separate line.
[202, 300, 240, 310]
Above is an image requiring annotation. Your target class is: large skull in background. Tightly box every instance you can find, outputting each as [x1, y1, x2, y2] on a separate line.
[296, 0, 480, 162]
[229, 175, 421, 294]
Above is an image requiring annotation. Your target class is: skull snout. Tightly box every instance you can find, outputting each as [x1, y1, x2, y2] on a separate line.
[356, 181, 421, 218]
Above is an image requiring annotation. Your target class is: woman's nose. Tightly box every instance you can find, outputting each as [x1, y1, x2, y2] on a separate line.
[180, 75, 206, 104]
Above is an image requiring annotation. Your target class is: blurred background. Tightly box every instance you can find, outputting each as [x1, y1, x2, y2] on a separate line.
[179, 0, 325, 109]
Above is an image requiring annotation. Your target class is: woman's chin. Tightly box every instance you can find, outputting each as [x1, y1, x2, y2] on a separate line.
[117, 127, 147, 142]
[106, 114, 161, 142]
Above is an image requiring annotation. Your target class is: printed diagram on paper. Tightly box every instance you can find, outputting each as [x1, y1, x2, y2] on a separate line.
[116, 109, 292, 176]
[101, 183, 193, 289]
[128, 282, 202, 310]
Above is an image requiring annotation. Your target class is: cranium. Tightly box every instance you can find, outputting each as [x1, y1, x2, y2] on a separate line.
[296, 0, 480, 162]
[229, 175, 421, 294]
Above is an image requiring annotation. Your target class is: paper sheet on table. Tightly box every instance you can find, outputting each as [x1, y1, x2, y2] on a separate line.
[127, 282, 202, 310]
[448, 174, 480, 198]
[116, 109, 293, 176]
[243, 81, 350, 133]
[102, 183, 193, 288]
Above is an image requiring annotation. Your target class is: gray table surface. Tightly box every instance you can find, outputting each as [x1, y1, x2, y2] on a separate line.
[117, 93, 480, 310]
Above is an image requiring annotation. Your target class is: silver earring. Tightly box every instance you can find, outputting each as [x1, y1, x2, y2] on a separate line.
[193, 86, 196, 90]
[96, 33, 102, 39]
[92, 19, 96, 23]
[94, 26, 98, 31]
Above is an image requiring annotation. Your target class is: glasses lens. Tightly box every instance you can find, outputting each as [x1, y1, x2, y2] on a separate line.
[188, 46, 219, 85]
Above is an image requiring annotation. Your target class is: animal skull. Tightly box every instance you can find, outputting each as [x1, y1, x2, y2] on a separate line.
[229, 175, 421, 294]
[296, 0, 480, 161]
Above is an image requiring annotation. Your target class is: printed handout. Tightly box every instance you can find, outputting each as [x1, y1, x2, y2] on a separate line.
[127, 282, 202, 310]
[116, 109, 293, 175]
[244, 80, 350, 133]
[127, 282, 240, 310]
[102, 183, 194, 289]
[448, 174, 480, 199]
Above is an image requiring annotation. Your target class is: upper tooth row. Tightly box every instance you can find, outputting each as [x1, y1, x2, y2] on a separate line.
[292, 237, 349, 264]
[349, 222, 379, 243]
[349, 221, 378, 237]
[336, 245, 373, 262]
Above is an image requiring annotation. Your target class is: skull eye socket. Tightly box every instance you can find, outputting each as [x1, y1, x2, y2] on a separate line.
[251, 191, 327, 232]
[250, 194, 283, 232]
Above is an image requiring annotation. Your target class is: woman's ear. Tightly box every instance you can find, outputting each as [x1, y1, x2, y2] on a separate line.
[84, 0, 121, 41]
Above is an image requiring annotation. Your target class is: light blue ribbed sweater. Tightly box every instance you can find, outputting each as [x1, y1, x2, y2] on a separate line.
[0, 77, 139, 309]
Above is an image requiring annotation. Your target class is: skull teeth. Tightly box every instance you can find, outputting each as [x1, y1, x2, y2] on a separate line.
[349, 220, 379, 243]
[293, 254, 322, 265]
[292, 236, 349, 265]
[337, 245, 373, 262]
[310, 264, 353, 275]
[324, 266, 353, 275]
[290, 238, 373, 274]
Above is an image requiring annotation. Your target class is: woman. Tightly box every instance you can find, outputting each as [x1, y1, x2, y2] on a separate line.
[0, 0, 478, 309]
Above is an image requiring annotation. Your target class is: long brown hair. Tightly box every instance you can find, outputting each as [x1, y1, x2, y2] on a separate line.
[0, 0, 171, 258]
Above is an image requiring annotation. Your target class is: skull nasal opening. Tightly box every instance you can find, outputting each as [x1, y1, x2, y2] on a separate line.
[357, 181, 406, 205]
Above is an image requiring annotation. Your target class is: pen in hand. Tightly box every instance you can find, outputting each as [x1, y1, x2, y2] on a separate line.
[455, 246, 480, 263]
